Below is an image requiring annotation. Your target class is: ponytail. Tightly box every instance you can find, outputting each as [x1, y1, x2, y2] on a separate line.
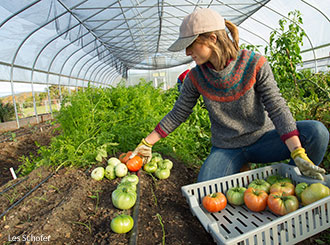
[225, 19, 239, 50]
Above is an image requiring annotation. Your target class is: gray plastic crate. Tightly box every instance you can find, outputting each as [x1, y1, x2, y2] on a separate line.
[181, 163, 330, 245]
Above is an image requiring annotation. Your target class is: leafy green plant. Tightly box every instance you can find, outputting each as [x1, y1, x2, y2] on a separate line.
[265, 10, 306, 93]
[0, 100, 16, 122]
[88, 190, 102, 213]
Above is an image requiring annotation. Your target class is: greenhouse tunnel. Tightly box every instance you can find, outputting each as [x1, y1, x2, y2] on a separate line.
[0, 0, 329, 128]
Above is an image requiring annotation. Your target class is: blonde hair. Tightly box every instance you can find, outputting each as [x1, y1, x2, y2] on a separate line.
[196, 20, 239, 70]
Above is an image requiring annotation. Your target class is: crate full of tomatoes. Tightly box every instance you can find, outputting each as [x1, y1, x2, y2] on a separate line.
[181, 163, 330, 245]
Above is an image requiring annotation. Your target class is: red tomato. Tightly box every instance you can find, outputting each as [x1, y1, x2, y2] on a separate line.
[202, 192, 227, 212]
[126, 155, 143, 172]
[270, 182, 295, 196]
[244, 187, 268, 212]
[119, 151, 133, 164]
[267, 191, 299, 215]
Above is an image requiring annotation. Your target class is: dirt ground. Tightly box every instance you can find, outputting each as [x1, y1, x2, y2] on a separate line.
[0, 122, 329, 245]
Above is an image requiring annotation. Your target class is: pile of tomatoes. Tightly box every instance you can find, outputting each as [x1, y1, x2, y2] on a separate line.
[109, 151, 174, 234]
[202, 174, 330, 216]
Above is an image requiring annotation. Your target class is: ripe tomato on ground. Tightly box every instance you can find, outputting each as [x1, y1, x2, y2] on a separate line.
[267, 191, 299, 215]
[270, 182, 295, 196]
[202, 192, 227, 212]
[119, 151, 133, 163]
[244, 187, 268, 212]
[126, 155, 143, 172]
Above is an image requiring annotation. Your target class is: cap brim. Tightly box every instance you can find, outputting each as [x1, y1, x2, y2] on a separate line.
[168, 35, 198, 52]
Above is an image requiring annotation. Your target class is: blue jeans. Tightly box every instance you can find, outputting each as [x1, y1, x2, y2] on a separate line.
[197, 120, 329, 182]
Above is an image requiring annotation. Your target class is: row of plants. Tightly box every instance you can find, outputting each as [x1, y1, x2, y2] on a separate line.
[18, 81, 210, 175]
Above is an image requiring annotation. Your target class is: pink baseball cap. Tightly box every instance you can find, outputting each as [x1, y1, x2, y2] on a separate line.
[168, 8, 225, 52]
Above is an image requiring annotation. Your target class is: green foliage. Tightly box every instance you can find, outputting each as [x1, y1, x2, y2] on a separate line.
[0, 100, 16, 122]
[265, 10, 306, 93]
[18, 82, 175, 173]
[263, 11, 330, 169]
[240, 43, 263, 53]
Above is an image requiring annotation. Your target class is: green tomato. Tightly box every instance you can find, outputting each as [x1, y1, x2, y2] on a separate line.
[266, 175, 292, 185]
[151, 153, 163, 163]
[117, 182, 137, 192]
[107, 157, 121, 167]
[91, 167, 105, 181]
[295, 182, 308, 200]
[121, 174, 139, 185]
[248, 179, 271, 193]
[152, 152, 163, 158]
[301, 183, 330, 206]
[158, 159, 173, 170]
[226, 187, 247, 206]
[105, 165, 116, 180]
[115, 163, 128, 177]
[111, 188, 137, 210]
[111, 214, 134, 234]
[155, 168, 170, 180]
[143, 162, 158, 173]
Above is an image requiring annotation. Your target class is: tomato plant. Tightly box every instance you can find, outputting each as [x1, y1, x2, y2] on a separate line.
[301, 183, 330, 206]
[119, 151, 133, 164]
[267, 191, 299, 216]
[110, 214, 134, 234]
[202, 192, 227, 212]
[244, 187, 268, 212]
[226, 187, 246, 206]
[248, 179, 271, 193]
[270, 182, 295, 195]
[126, 155, 143, 172]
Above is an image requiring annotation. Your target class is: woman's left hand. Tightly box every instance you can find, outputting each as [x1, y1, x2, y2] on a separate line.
[291, 147, 326, 181]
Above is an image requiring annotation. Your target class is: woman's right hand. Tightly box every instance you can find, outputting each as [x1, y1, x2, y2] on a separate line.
[130, 138, 153, 164]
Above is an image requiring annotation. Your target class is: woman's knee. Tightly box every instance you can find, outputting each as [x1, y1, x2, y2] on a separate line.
[298, 120, 329, 145]
[309, 120, 329, 144]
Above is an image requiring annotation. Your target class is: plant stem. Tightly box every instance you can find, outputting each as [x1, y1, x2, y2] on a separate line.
[156, 213, 165, 245]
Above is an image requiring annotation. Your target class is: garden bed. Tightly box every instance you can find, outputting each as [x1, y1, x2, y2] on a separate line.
[0, 122, 329, 244]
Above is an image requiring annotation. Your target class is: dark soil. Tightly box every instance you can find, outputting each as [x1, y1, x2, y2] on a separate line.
[0, 122, 329, 244]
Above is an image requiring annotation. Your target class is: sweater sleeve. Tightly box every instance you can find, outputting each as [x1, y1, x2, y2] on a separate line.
[255, 59, 298, 139]
[155, 76, 200, 137]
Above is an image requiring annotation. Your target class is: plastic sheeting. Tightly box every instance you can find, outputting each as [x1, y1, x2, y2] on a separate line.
[0, 0, 329, 88]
